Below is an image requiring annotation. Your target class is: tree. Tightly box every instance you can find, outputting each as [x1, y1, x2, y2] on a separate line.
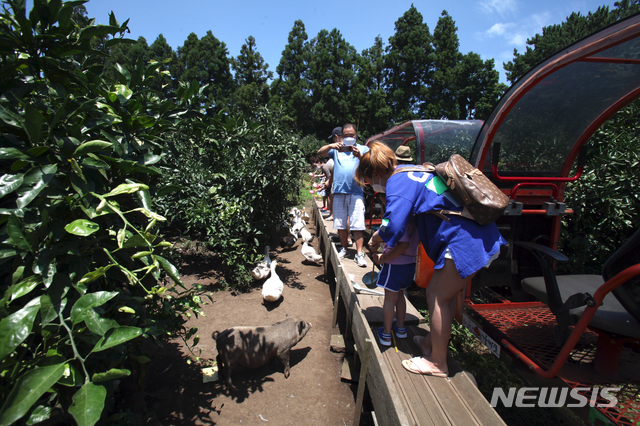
[384, 5, 434, 121]
[431, 11, 462, 119]
[148, 34, 177, 95]
[352, 36, 391, 138]
[458, 53, 506, 120]
[271, 20, 311, 132]
[173, 31, 235, 113]
[231, 36, 273, 118]
[307, 28, 358, 137]
[503, 1, 640, 83]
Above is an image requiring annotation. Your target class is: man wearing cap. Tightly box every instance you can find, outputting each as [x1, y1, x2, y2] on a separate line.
[317, 124, 370, 267]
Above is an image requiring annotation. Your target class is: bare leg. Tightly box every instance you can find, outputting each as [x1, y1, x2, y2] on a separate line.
[353, 230, 364, 254]
[395, 289, 407, 328]
[383, 289, 399, 334]
[419, 259, 475, 374]
[338, 229, 349, 250]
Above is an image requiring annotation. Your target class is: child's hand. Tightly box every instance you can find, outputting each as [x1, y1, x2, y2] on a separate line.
[372, 253, 383, 265]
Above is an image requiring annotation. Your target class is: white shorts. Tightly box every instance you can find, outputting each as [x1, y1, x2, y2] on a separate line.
[333, 194, 366, 231]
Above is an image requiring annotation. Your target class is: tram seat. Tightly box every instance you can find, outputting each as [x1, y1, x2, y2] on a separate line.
[514, 228, 640, 375]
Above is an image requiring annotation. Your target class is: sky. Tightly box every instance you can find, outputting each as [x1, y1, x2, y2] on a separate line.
[80, 0, 618, 83]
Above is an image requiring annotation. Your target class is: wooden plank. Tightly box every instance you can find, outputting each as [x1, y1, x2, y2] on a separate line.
[383, 324, 446, 426]
[351, 306, 414, 426]
[449, 371, 507, 426]
[357, 292, 425, 325]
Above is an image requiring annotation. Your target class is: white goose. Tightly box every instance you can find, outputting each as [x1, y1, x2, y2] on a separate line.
[301, 208, 310, 223]
[251, 246, 271, 280]
[291, 220, 305, 237]
[262, 262, 284, 302]
[299, 226, 313, 243]
[301, 240, 323, 263]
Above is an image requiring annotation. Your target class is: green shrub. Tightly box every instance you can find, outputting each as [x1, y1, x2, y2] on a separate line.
[561, 101, 640, 273]
[0, 2, 204, 424]
[155, 107, 306, 289]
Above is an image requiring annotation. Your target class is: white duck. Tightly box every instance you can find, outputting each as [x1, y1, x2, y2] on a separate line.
[301, 240, 323, 263]
[301, 208, 310, 223]
[251, 246, 271, 280]
[300, 226, 313, 243]
[262, 262, 284, 302]
[291, 220, 305, 237]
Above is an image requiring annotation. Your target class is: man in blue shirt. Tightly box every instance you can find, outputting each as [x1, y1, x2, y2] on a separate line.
[317, 124, 370, 267]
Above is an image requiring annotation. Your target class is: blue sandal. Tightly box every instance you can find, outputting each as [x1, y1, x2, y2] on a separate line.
[377, 327, 392, 346]
[393, 321, 407, 338]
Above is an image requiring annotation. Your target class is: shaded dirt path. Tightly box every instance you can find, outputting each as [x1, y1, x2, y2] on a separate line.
[143, 210, 359, 425]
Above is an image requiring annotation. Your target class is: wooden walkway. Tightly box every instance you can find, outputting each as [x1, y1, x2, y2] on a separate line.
[311, 200, 506, 426]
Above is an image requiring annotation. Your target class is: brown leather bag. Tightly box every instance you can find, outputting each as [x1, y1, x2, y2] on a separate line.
[391, 154, 509, 226]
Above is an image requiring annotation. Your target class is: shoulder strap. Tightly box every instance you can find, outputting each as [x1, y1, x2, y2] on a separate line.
[390, 163, 435, 177]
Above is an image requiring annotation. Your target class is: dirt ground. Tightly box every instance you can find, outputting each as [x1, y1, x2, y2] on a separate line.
[142, 211, 361, 425]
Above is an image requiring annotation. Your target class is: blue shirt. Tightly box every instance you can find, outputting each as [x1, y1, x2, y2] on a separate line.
[328, 144, 370, 195]
[378, 165, 507, 278]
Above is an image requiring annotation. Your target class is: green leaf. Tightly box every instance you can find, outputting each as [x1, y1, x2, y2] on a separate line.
[70, 291, 119, 325]
[0, 297, 41, 361]
[26, 405, 52, 425]
[156, 184, 184, 197]
[92, 368, 130, 383]
[76, 265, 113, 285]
[16, 164, 57, 209]
[72, 140, 113, 158]
[110, 84, 133, 102]
[82, 309, 118, 336]
[153, 254, 184, 287]
[81, 157, 110, 170]
[78, 24, 121, 41]
[64, 219, 100, 236]
[8, 275, 42, 301]
[0, 148, 29, 161]
[6, 214, 33, 252]
[0, 363, 65, 425]
[0, 174, 24, 198]
[104, 183, 149, 197]
[39, 296, 66, 326]
[68, 382, 106, 426]
[58, 362, 82, 387]
[24, 105, 44, 144]
[91, 326, 142, 352]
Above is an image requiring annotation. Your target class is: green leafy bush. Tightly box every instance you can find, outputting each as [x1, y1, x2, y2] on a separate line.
[561, 101, 640, 273]
[156, 107, 305, 289]
[0, 2, 204, 424]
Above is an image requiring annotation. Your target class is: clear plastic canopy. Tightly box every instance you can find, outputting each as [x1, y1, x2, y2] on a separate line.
[471, 13, 640, 177]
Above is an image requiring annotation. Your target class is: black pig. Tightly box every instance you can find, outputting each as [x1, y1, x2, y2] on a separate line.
[212, 317, 312, 391]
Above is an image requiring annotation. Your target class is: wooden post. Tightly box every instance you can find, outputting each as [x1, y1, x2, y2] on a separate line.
[353, 338, 372, 426]
[332, 265, 342, 327]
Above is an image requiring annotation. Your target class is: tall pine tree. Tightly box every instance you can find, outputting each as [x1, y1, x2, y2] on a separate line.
[352, 36, 391, 138]
[384, 5, 433, 122]
[173, 31, 234, 113]
[271, 20, 311, 132]
[431, 11, 462, 119]
[307, 28, 358, 137]
[231, 36, 273, 118]
[148, 34, 176, 96]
